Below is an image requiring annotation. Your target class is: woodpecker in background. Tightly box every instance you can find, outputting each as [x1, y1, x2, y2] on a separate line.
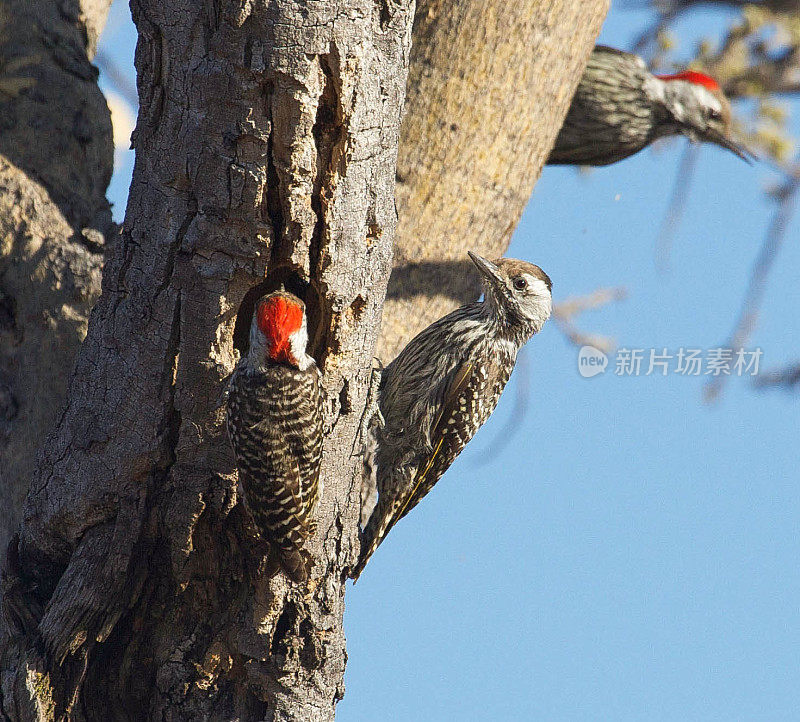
[351, 252, 552, 581]
[548, 45, 751, 166]
[227, 291, 323, 583]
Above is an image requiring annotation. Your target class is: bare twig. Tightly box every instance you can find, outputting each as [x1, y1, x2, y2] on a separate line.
[753, 360, 800, 390]
[704, 169, 799, 401]
[626, 4, 800, 403]
[655, 142, 701, 272]
[552, 286, 628, 353]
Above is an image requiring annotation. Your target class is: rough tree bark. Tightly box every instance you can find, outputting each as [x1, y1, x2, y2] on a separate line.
[0, 0, 608, 719]
[0, 0, 113, 553]
[0, 0, 609, 544]
[378, 0, 609, 360]
[2, 0, 414, 719]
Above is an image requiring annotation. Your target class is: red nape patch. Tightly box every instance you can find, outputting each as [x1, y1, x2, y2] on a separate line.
[656, 70, 720, 92]
[256, 295, 304, 364]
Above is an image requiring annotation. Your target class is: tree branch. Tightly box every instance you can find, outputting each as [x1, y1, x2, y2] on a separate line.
[704, 171, 799, 401]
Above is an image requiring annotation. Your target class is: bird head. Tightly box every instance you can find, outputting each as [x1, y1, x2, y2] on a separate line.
[655, 70, 752, 162]
[248, 291, 312, 370]
[468, 251, 553, 337]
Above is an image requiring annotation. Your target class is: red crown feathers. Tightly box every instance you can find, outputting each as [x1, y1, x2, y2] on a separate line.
[257, 295, 304, 364]
[656, 70, 720, 92]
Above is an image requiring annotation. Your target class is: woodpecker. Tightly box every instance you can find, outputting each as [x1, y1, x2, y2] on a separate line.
[548, 45, 751, 166]
[226, 291, 323, 583]
[352, 252, 552, 580]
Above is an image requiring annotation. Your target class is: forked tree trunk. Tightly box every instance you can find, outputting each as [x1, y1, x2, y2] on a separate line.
[1, 1, 414, 718]
[0, 0, 607, 719]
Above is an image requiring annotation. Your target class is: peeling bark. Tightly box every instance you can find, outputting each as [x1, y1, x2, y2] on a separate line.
[2, 0, 413, 719]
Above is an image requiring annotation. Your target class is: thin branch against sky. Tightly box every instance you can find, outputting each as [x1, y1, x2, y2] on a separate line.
[705, 169, 799, 401]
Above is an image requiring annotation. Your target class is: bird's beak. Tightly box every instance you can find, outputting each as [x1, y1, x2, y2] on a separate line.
[467, 251, 503, 288]
[705, 128, 755, 164]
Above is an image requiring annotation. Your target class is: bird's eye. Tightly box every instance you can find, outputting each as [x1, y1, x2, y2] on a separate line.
[709, 108, 722, 121]
[513, 278, 527, 291]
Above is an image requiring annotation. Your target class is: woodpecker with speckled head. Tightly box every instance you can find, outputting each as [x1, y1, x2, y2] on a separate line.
[227, 291, 323, 583]
[548, 45, 751, 166]
[351, 252, 552, 581]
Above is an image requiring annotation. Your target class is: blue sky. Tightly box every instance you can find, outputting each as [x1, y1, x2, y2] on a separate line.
[99, 3, 800, 719]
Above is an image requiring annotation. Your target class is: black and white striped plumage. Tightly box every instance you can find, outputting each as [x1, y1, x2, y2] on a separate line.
[226, 291, 323, 583]
[351, 253, 552, 580]
[548, 45, 750, 166]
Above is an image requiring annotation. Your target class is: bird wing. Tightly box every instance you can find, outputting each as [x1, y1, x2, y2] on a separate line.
[281, 369, 323, 516]
[429, 361, 475, 446]
[393, 360, 477, 524]
[549, 45, 650, 166]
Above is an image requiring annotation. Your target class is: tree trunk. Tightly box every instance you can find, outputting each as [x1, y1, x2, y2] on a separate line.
[378, 0, 609, 360]
[0, 0, 608, 719]
[0, 0, 113, 554]
[1, 0, 414, 719]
